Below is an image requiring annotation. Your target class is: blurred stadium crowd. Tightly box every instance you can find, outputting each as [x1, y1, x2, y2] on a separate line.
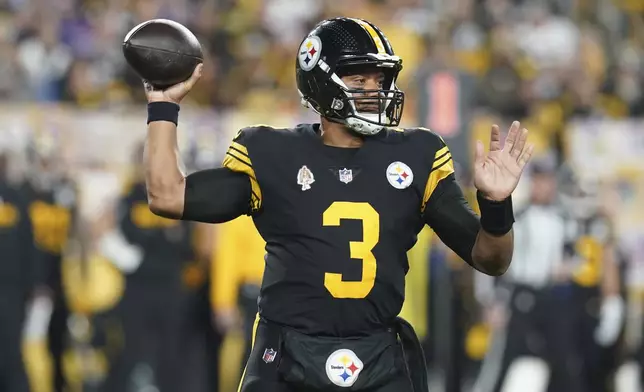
[0, 0, 643, 391]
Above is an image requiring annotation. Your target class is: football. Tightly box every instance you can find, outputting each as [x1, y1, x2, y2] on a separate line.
[122, 19, 203, 90]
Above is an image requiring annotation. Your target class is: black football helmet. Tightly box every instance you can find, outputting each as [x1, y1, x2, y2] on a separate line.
[27, 132, 63, 191]
[296, 18, 404, 135]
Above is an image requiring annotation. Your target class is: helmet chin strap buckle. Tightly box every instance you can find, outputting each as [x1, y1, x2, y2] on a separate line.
[331, 99, 344, 110]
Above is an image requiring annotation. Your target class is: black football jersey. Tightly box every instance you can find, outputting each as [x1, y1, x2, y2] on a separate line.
[22, 179, 78, 287]
[0, 180, 36, 288]
[23, 179, 77, 257]
[222, 124, 454, 336]
[563, 212, 614, 288]
[119, 180, 195, 283]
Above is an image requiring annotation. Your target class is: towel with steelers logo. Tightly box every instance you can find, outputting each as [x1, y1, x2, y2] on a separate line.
[276, 326, 405, 389]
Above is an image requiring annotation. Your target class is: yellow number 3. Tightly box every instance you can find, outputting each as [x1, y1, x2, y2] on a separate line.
[322, 202, 380, 299]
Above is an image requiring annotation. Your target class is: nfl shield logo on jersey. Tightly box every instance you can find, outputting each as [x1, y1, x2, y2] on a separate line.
[263, 348, 277, 364]
[338, 168, 353, 184]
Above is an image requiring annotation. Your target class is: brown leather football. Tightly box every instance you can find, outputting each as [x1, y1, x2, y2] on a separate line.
[123, 19, 203, 90]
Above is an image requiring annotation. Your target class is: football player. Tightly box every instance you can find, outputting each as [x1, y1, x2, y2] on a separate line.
[139, 18, 533, 392]
[0, 142, 36, 392]
[22, 135, 79, 392]
[556, 164, 624, 392]
[101, 142, 195, 392]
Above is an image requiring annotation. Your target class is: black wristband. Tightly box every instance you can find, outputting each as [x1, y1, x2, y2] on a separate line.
[477, 191, 515, 236]
[147, 102, 180, 125]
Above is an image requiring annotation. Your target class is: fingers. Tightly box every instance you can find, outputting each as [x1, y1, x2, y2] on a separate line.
[503, 121, 520, 153]
[489, 124, 502, 151]
[142, 80, 153, 92]
[517, 143, 534, 169]
[146, 63, 203, 103]
[511, 128, 529, 159]
[474, 140, 485, 166]
[183, 63, 204, 91]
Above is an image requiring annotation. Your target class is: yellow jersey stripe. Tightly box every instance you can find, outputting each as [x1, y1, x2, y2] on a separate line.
[236, 314, 261, 392]
[421, 147, 455, 211]
[433, 146, 448, 161]
[231, 141, 249, 157]
[350, 18, 386, 54]
[223, 152, 254, 175]
[222, 153, 262, 212]
[227, 145, 251, 166]
[432, 151, 451, 170]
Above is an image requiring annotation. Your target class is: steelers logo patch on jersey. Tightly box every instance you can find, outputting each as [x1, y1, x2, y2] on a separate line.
[298, 36, 322, 72]
[325, 349, 363, 387]
[386, 161, 414, 189]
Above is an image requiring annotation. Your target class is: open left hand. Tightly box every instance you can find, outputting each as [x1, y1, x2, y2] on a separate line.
[473, 121, 534, 201]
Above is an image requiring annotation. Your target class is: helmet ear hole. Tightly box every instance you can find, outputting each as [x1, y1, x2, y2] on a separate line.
[331, 99, 344, 110]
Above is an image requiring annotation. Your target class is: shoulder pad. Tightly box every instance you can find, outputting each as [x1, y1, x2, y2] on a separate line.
[400, 127, 450, 162]
[413, 127, 455, 212]
[378, 127, 445, 147]
[223, 125, 285, 214]
[404, 127, 446, 146]
[232, 124, 302, 148]
[233, 124, 276, 143]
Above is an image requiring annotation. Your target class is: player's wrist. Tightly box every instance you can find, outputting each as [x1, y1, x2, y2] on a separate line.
[477, 191, 514, 236]
[147, 101, 180, 125]
[478, 190, 507, 202]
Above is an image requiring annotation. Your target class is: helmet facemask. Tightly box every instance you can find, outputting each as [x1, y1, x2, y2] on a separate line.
[301, 55, 404, 136]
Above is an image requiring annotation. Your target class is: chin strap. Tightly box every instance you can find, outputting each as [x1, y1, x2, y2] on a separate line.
[345, 117, 383, 135]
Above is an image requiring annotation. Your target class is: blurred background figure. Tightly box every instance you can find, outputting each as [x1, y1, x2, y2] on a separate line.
[558, 163, 625, 392]
[473, 158, 582, 392]
[211, 215, 265, 390]
[0, 0, 641, 391]
[0, 137, 37, 392]
[176, 141, 222, 392]
[177, 219, 221, 392]
[98, 143, 194, 392]
[22, 131, 79, 392]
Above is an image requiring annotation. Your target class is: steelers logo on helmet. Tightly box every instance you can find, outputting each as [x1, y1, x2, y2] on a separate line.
[298, 36, 322, 72]
[386, 161, 414, 189]
[325, 349, 363, 387]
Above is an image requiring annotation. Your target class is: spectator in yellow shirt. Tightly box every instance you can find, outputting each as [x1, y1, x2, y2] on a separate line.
[211, 215, 265, 370]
